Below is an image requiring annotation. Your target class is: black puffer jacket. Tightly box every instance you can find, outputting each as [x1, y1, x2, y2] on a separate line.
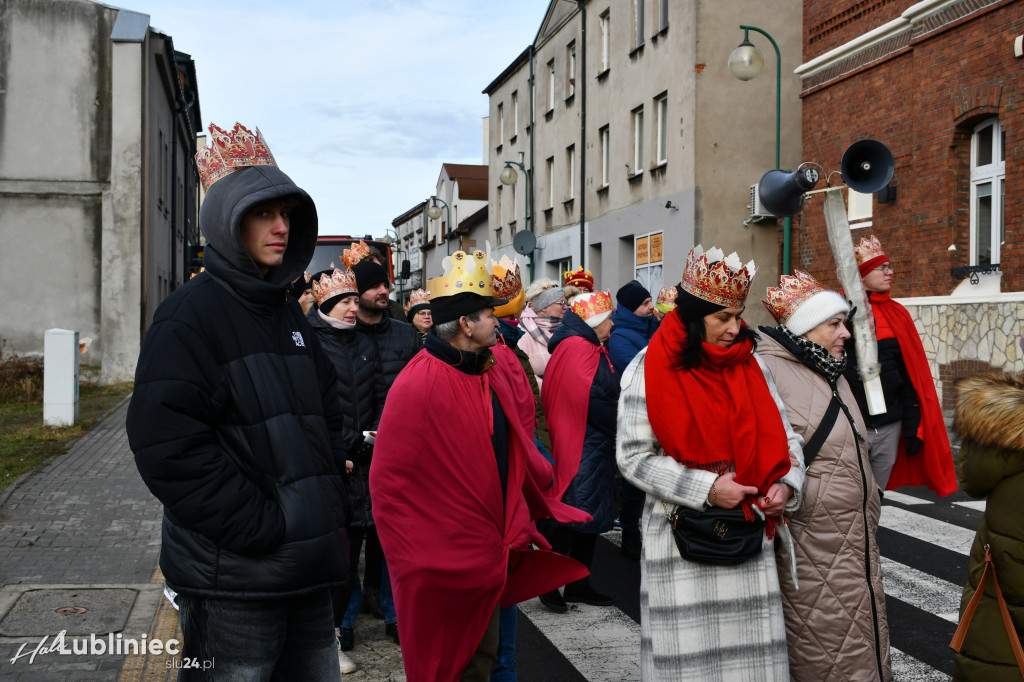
[355, 315, 421, 431]
[308, 309, 381, 527]
[127, 165, 349, 598]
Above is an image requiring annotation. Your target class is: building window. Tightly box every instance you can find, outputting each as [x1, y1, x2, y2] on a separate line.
[496, 185, 503, 227]
[566, 145, 576, 200]
[567, 41, 576, 98]
[547, 60, 555, 112]
[546, 156, 555, 209]
[655, 93, 668, 165]
[632, 0, 645, 50]
[497, 102, 504, 147]
[848, 190, 873, 230]
[658, 0, 668, 31]
[600, 125, 610, 187]
[634, 232, 664, 298]
[511, 90, 519, 137]
[631, 106, 644, 174]
[599, 11, 610, 72]
[553, 257, 573, 281]
[510, 182, 517, 225]
[971, 118, 1004, 265]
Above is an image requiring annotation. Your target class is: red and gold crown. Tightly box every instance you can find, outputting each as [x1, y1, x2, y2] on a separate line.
[680, 245, 756, 308]
[491, 255, 523, 301]
[195, 122, 277, 192]
[564, 266, 594, 292]
[570, 290, 614, 320]
[854, 234, 888, 275]
[428, 250, 495, 299]
[341, 240, 371, 269]
[762, 270, 824, 325]
[311, 269, 357, 306]
[655, 284, 678, 313]
[408, 288, 430, 308]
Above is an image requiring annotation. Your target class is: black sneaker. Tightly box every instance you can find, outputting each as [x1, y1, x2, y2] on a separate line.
[338, 627, 355, 651]
[564, 584, 614, 606]
[538, 588, 568, 613]
[385, 622, 400, 645]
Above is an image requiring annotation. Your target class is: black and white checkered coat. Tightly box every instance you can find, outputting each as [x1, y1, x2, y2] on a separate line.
[615, 348, 806, 681]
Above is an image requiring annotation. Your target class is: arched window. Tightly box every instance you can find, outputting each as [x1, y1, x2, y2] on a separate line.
[970, 118, 1004, 265]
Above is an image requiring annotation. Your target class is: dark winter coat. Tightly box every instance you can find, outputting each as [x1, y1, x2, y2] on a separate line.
[307, 309, 381, 527]
[354, 315, 421, 433]
[607, 306, 659, 375]
[953, 371, 1024, 681]
[127, 164, 349, 599]
[545, 311, 620, 532]
[844, 325, 922, 440]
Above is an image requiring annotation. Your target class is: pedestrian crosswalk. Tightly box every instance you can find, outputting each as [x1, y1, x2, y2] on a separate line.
[513, 486, 980, 681]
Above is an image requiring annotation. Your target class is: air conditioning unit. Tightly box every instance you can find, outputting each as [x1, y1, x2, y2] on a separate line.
[748, 184, 775, 222]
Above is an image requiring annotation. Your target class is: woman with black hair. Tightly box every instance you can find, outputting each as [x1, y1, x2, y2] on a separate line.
[615, 245, 805, 681]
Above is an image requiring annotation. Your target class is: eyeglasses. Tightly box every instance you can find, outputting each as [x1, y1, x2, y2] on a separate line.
[873, 264, 894, 273]
[558, 299, 569, 307]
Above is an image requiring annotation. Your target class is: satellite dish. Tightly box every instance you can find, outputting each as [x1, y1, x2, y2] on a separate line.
[512, 230, 537, 256]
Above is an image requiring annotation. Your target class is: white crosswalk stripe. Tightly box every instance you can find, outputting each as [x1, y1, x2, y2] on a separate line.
[879, 504, 976, 555]
[881, 556, 962, 622]
[891, 647, 952, 681]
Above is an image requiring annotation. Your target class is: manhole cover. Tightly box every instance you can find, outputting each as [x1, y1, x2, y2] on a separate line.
[0, 589, 137, 636]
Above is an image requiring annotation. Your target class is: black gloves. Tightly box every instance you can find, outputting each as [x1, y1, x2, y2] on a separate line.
[904, 436, 923, 456]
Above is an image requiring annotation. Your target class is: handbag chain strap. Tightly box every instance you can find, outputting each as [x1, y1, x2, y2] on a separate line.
[950, 544, 1024, 676]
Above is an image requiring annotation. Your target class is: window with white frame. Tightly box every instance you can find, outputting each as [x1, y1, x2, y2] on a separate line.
[511, 91, 518, 137]
[567, 41, 576, 98]
[547, 60, 555, 112]
[655, 92, 668, 165]
[497, 102, 504, 147]
[971, 118, 1005, 265]
[496, 185, 503, 227]
[631, 106, 644, 174]
[553, 257, 572, 282]
[566, 145, 576, 200]
[658, 0, 668, 31]
[600, 125, 610, 187]
[599, 11, 610, 72]
[848, 189, 873, 230]
[632, 0, 644, 49]
[546, 157, 555, 208]
[634, 231, 664, 298]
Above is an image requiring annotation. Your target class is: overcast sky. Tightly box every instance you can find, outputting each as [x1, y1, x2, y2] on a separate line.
[119, 0, 553, 237]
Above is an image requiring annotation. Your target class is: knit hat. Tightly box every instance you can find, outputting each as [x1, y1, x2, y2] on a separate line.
[854, 235, 888, 277]
[616, 280, 652, 313]
[351, 259, 389, 295]
[530, 286, 565, 313]
[763, 270, 850, 336]
[569, 291, 614, 328]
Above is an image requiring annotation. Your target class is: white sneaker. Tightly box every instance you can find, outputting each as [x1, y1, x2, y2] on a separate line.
[338, 649, 357, 674]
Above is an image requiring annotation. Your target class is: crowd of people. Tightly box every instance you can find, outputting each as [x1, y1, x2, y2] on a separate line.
[127, 122, 1020, 681]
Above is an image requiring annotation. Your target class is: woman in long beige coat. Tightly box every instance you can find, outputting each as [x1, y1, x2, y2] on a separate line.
[756, 271, 892, 681]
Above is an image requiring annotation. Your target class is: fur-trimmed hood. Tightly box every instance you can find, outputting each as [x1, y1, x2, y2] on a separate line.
[954, 371, 1024, 451]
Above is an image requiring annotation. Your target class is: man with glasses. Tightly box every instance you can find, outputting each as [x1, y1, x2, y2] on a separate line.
[843, 235, 956, 497]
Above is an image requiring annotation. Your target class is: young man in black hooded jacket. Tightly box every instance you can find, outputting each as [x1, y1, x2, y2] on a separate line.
[127, 123, 349, 680]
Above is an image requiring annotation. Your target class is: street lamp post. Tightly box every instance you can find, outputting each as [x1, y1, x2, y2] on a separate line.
[498, 151, 534, 280]
[381, 228, 406, 303]
[426, 196, 452, 255]
[728, 25, 793, 275]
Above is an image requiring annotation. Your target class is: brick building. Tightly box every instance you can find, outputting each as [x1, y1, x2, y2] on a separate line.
[794, 0, 1024, 413]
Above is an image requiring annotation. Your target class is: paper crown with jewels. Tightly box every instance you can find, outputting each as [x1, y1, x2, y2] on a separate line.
[570, 290, 614, 324]
[405, 288, 431, 315]
[680, 245, 756, 308]
[564, 266, 595, 292]
[854, 234, 888, 275]
[341, 240, 371, 269]
[762, 270, 849, 336]
[655, 284, 679, 313]
[428, 250, 496, 299]
[195, 122, 278, 192]
[491, 252, 525, 317]
[311, 269, 357, 306]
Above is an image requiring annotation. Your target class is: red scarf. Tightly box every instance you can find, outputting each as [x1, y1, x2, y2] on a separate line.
[869, 291, 957, 496]
[645, 312, 791, 517]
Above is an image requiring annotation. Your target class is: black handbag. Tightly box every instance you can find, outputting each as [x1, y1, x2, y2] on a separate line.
[661, 501, 765, 565]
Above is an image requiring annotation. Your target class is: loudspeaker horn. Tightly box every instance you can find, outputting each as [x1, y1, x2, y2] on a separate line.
[840, 139, 894, 194]
[758, 167, 821, 217]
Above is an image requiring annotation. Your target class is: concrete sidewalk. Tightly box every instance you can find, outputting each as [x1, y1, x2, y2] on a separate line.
[0, 397, 404, 681]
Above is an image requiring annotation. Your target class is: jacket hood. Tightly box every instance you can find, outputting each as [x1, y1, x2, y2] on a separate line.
[955, 371, 1024, 451]
[549, 309, 599, 353]
[199, 165, 317, 286]
[611, 306, 658, 336]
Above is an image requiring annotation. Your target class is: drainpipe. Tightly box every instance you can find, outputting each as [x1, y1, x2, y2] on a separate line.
[577, 1, 587, 269]
[528, 45, 536, 269]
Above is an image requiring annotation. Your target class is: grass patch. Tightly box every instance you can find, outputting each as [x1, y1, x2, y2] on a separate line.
[0, 341, 132, 492]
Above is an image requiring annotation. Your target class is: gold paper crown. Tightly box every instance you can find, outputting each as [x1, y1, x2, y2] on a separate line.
[341, 240, 371, 269]
[762, 270, 825, 325]
[311, 269, 357, 306]
[854, 234, 887, 267]
[491, 255, 523, 301]
[655, 284, 678, 311]
[564, 266, 594, 291]
[570, 291, 614, 320]
[680, 245, 756, 308]
[428, 250, 495, 299]
[195, 122, 277, 192]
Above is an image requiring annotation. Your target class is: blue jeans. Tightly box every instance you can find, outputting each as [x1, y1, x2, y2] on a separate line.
[341, 561, 398, 628]
[176, 588, 341, 681]
[490, 605, 518, 681]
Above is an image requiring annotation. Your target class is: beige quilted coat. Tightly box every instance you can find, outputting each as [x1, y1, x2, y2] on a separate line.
[757, 332, 893, 681]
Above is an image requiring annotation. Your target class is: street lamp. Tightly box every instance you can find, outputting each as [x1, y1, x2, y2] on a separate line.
[729, 25, 793, 275]
[381, 228, 407, 302]
[499, 151, 535, 280]
[426, 195, 452, 255]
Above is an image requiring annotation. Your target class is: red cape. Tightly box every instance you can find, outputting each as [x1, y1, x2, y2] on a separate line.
[541, 336, 604, 498]
[871, 293, 958, 496]
[370, 344, 590, 682]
